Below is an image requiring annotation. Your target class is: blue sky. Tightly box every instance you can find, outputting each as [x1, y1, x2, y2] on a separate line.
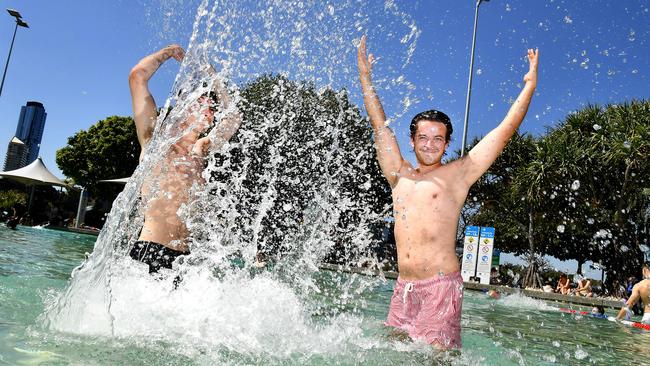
[0, 0, 648, 277]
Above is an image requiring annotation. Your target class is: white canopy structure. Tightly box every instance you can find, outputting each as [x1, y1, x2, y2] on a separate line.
[98, 177, 130, 184]
[0, 157, 72, 224]
[0, 157, 68, 187]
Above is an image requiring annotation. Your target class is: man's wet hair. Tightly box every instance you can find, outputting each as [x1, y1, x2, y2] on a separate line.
[409, 109, 453, 142]
[162, 82, 220, 121]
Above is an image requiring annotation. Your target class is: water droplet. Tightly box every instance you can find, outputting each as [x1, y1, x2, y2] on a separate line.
[628, 29, 636, 42]
[623, 141, 631, 149]
[620, 245, 629, 253]
[575, 346, 588, 360]
[553, 340, 561, 347]
[557, 225, 565, 233]
[587, 218, 594, 225]
[571, 180, 580, 190]
[592, 124, 601, 131]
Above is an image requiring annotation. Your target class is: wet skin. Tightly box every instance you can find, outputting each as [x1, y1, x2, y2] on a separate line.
[392, 121, 464, 280]
[139, 100, 214, 252]
[357, 35, 539, 281]
[129, 44, 241, 252]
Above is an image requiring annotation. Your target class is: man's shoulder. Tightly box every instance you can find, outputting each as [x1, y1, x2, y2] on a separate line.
[633, 280, 650, 293]
[638, 279, 650, 287]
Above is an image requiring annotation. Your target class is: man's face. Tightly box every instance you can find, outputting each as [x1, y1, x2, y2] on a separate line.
[179, 96, 215, 132]
[410, 120, 449, 166]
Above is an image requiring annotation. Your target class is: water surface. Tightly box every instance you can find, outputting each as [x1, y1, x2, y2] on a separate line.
[1, 226, 648, 365]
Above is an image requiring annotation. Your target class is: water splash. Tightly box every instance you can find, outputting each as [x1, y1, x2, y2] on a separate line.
[42, 0, 418, 360]
[500, 292, 557, 312]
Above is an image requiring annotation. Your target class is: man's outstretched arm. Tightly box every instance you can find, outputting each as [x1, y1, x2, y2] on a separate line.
[617, 285, 640, 320]
[129, 44, 185, 160]
[460, 49, 539, 186]
[358, 35, 405, 188]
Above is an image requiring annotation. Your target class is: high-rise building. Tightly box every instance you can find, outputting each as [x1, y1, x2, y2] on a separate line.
[3, 101, 47, 170]
[3, 137, 28, 171]
[15, 101, 47, 164]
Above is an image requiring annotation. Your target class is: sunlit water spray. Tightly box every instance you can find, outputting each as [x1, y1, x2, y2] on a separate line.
[41, 0, 427, 361]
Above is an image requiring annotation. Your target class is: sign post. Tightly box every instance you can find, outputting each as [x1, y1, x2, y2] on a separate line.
[461, 226, 480, 282]
[476, 226, 495, 284]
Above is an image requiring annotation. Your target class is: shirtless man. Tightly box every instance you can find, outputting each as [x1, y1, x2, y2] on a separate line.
[128, 44, 241, 273]
[357, 35, 538, 348]
[574, 278, 593, 297]
[617, 262, 650, 324]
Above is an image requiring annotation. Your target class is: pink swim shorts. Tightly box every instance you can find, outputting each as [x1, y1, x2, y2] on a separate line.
[385, 271, 463, 348]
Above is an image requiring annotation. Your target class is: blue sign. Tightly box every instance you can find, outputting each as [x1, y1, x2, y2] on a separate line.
[465, 226, 480, 237]
[480, 226, 495, 239]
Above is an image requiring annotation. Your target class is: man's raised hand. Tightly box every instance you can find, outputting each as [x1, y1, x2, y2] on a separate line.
[523, 48, 539, 86]
[161, 44, 185, 62]
[357, 35, 375, 82]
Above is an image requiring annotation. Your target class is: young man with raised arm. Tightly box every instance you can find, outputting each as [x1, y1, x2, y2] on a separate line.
[357, 35, 538, 348]
[128, 44, 241, 273]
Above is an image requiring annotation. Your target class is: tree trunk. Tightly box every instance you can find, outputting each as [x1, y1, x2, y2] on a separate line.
[523, 261, 542, 289]
[523, 210, 542, 288]
[528, 210, 534, 255]
[576, 258, 584, 276]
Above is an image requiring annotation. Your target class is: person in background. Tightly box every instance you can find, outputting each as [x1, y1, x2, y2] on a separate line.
[590, 305, 607, 319]
[6, 206, 19, 230]
[556, 273, 571, 295]
[617, 262, 650, 324]
[490, 267, 502, 285]
[626, 276, 643, 315]
[574, 278, 593, 297]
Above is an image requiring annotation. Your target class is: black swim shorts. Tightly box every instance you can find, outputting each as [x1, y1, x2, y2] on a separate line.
[129, 240, 189, 273]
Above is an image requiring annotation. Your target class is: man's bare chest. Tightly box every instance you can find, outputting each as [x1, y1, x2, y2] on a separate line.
[394, 177, 451, 201]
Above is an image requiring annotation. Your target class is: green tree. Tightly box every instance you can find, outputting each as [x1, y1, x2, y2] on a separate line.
[0, 189, 27, 212]
[462, 132, 554, 287]
[56, 116, 139, 198]
[462, 100, 650, 291]
[542, 101, 650, 292]
[207, 75, 392, 268]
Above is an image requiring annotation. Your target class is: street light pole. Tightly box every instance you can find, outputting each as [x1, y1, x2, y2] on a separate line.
[460, 0, 489, 157]
[0, 9, 29, 98]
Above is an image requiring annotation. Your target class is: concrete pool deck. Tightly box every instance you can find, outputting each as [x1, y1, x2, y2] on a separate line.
[319, 263, 623, 309]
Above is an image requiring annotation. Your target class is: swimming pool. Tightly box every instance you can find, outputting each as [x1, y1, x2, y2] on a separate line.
[1, 225, 648, 365]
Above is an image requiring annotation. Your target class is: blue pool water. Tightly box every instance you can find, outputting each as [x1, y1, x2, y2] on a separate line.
[1, 225, 649, 365]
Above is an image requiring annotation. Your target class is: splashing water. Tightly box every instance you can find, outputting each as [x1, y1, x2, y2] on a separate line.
[42, 0, 420, 360]
[499, 293, 558, 312]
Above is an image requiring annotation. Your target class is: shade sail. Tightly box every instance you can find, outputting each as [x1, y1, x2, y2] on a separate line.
[98, 177, 130, 184]
[0, 157, 68, 187]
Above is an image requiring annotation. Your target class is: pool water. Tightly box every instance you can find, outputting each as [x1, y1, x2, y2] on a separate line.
[2, 225, 649, 365]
